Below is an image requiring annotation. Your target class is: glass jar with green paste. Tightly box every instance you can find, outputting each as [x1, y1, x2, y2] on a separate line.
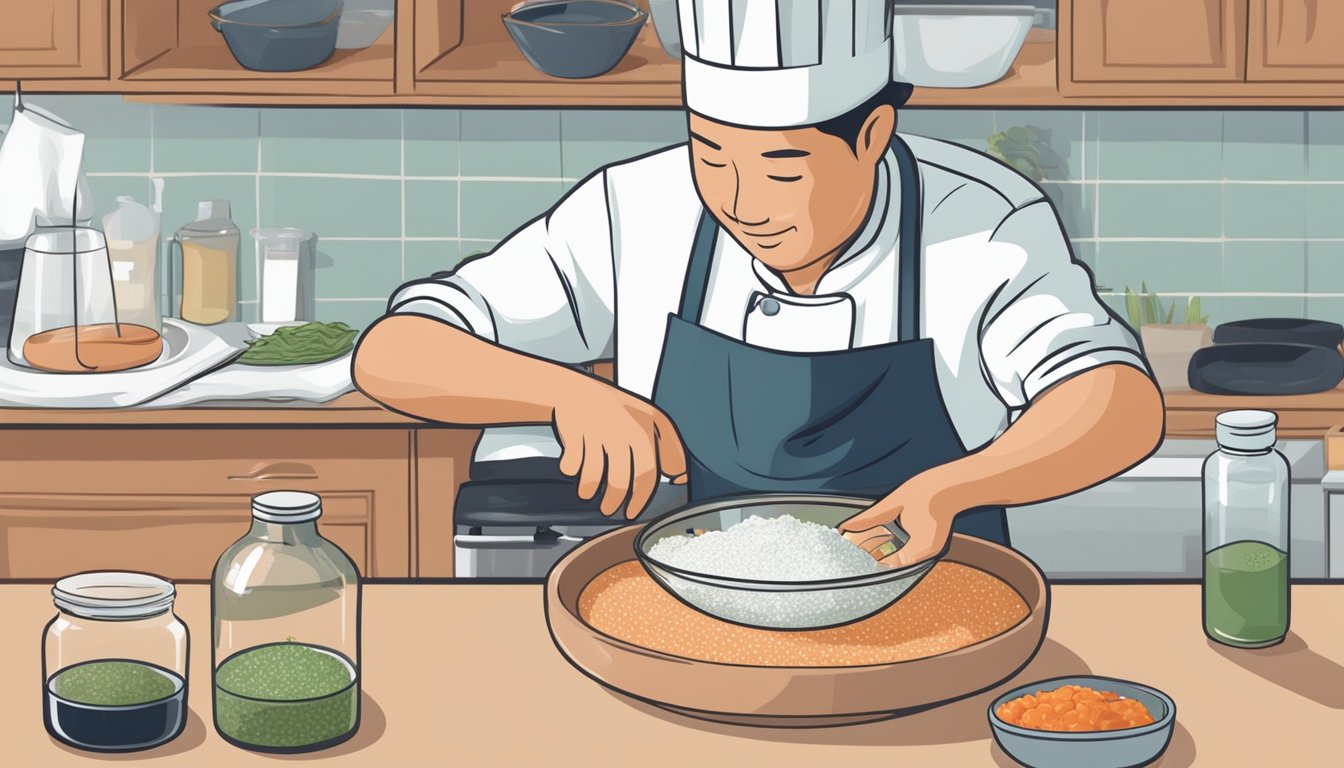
[212, 491, 362, 753]
[43, 572, 189, 752]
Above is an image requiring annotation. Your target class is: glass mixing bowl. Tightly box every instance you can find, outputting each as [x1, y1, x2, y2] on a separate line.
[634, 495, 944, 631]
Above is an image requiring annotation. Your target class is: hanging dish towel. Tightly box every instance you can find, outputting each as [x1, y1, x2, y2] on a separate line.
[0, 319, 241, 408]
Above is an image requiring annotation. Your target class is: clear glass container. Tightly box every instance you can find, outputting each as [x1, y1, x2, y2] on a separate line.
[212, 491, 361, 753]
[8, 226, 164, 372]
[102, 189, 163, 334]
[43, 572, 189, 753]
[173, 200, 239, 325]
[1202, 410, 1291, 648]
[253, 227, 315, 323]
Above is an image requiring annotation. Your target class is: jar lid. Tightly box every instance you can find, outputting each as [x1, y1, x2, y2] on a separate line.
[52, 572, 175, 620]
[1215, 409, 1277, 451]
[252, 491, 323, 523]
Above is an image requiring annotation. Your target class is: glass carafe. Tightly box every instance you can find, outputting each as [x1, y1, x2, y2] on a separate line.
[8, 226, 164, 372]
[1202, 410, 1291, 648]
[173, 200, 239, 325]
[212, 491, 361, 752]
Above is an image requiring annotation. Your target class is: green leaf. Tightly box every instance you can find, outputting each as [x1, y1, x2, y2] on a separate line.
[1165, 301, 1176, 324]
[1143, 290, 1161, 326]
[1125, 287, 1143, 329]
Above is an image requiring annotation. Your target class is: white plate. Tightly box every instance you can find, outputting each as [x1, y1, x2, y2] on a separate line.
[0, 319, 242, 408]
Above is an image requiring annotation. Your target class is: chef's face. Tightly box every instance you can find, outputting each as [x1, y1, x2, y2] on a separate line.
[688, 107, 894, 278]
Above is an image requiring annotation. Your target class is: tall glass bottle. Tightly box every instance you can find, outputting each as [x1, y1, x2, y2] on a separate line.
[1202, 410, 1290, 648]
[212, 492, 361, 752]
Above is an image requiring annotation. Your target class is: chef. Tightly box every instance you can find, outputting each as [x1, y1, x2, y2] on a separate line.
[354, 0, 1164, 567]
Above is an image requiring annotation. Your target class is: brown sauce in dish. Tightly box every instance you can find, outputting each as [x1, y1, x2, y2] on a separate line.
[579, 560, 1029, 667]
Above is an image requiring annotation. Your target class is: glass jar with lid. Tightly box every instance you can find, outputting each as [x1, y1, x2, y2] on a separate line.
[212, 491, 361, 752]
[43, 572, 189, 752]
[1202, 410, 1291, 648]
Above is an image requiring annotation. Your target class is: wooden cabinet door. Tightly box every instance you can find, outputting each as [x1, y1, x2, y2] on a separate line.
[0, 429, 412, 580]
[1062, 0, 1248, 93]
[0, 0, 108, 79]
[1248, 0, 1344, 81]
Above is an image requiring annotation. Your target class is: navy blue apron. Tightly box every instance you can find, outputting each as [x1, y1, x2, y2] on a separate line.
[651, 136, 1009, 544]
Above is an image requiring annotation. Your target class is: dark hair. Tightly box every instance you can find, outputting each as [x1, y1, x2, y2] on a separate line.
[813, 81, 914, 153]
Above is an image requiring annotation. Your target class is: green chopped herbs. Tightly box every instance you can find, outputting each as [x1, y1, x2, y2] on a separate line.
[214, 643, 358, 750]
[52, 660, 179, 706]
[239, 322, 359, 366]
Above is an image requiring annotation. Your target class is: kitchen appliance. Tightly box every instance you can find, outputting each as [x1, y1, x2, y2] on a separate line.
[102, 181, 165, 335]
[546, 526, 1048, 726]
[1008, 438, 1327, 579]
[503, 1, 647, 79]
[172, 201, 240, 325]
[454, 425, 686, 578]
[210, 0, 344, 73]
[635, 495, 939, 629]
[253, 227, 315, 323]
[890, 4, 1036, 88]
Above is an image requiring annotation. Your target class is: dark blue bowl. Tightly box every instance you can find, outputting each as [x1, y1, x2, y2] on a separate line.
[210, 0, 343, 73]
[503, 1, 647, 79]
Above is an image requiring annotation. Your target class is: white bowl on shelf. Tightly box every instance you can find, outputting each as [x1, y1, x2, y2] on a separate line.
[891, 4, 1036, 88]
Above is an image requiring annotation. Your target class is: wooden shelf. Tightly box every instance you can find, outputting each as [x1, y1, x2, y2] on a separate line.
[410, 0, 680, 105]
[117, 0, 395, 96]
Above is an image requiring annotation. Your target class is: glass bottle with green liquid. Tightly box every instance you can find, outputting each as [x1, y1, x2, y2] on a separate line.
[1203, 410, 1290, 648]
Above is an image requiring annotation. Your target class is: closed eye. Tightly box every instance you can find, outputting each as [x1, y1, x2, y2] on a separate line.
[700, 158, 727, 168]
[768, 174, 802, 183]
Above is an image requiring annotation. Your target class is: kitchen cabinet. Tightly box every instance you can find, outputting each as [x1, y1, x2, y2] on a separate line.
[118, 0, 394, 96]
[1247, 0, 1344, 83]
[404, 0, 682, 105]
[0, 428, 414, 579]
[0, 0, 109, 79]
[1060, 0, 1248, 95]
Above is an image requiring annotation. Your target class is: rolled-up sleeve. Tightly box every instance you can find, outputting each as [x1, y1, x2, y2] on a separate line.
[387, 173, 616, 364]
[978, 200, 1150, 409]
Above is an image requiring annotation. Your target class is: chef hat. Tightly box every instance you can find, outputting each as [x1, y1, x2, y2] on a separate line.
[680, 0, 898, 128]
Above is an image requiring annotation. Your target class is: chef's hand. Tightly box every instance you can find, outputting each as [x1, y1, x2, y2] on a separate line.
[839, 476, 957, 568]
[553, 379, 688, 519]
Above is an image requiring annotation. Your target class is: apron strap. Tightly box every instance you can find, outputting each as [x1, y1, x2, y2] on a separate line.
[891, 135, 922, 343]
[677, 210, 720, 322]
[679, 135, 924, 337]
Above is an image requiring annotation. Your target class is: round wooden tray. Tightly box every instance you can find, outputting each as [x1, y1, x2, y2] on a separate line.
[545, 527, 1050, 727]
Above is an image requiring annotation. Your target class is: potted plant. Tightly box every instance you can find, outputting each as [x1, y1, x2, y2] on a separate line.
[1126, 284, 1211, 392]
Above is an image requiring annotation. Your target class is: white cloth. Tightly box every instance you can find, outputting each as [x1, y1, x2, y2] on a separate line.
[0, 104, 93, 249]
[390, 134, 1148, 451]
[146, 353, 354, 408]
[0, 319, 239, 408]
[681, 0, 893, 127]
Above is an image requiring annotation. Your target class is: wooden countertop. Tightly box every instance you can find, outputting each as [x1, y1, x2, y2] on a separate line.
[5, 387, 1344, 438]
[5, 583, 1342, 766]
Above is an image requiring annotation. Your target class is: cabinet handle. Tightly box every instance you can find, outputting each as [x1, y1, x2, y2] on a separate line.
[228, 462, 320, 481]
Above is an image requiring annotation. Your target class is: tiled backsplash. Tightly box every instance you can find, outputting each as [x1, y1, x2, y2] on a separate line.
[3, 95, 1342, 329]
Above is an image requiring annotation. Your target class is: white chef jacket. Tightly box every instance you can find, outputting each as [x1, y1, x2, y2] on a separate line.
[389, 133, 1148, 452]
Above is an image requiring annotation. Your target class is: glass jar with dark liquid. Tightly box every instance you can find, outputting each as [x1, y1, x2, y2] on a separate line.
[43, 572, 189, 752]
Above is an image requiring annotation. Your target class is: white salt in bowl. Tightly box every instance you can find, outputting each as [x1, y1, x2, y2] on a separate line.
[634, 495, 943, 630]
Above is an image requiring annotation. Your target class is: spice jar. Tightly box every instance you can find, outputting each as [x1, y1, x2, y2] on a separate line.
[1202, 410, 1291, 648]
[212, 491, 361, 752]
[43, 572, 189, 752]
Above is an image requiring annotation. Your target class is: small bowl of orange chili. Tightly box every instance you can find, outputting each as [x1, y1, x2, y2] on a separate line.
[988, 675, 1175, 768]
